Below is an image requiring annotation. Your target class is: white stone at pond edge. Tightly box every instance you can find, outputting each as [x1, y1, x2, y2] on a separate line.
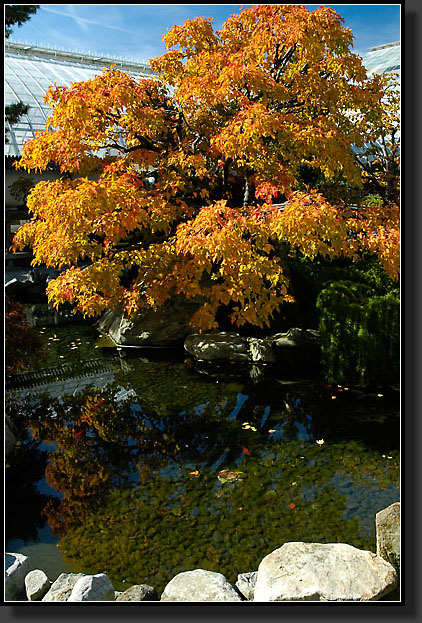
[376, 502, 400, 572]
[161, 569, 242, 601]
[67, 573, 115, 601]
[42, 572, 86, 601]
[25, 569, 51, 601]
[236, 571, 258, 600]
[5, 553, 34, 601]
[253, 542, 398, 601]
[115, 584, 159, 601]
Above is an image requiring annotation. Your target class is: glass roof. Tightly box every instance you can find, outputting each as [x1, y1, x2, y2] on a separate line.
[362, 41, 400, 77]
[6, 40, 400, 159]
[5, 42, 155, 158]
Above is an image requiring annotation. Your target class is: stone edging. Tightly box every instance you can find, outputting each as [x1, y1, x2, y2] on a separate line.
[5, 502, 400, 602]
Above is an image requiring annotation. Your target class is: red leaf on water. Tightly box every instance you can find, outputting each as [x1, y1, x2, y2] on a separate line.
[241, 446, 252, 456]
[288, 503, 296, 509]
[74, 430, 83, 445]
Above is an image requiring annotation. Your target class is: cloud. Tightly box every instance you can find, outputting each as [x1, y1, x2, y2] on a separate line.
[40, 5, 139, 36]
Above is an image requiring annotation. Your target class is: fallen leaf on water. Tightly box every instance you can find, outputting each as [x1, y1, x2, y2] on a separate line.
[241, 446, 252, 456]
[217, 470, 245, 484]
[268, 429, 277, 434]
[189, 470, 200, 476]
[288, 503, 296, 509]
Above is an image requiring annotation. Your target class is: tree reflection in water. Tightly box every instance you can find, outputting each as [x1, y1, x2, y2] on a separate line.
[6, 359, 399, 593]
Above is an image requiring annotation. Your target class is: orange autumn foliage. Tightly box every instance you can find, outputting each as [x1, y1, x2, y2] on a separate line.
[13, 5, 399, 330]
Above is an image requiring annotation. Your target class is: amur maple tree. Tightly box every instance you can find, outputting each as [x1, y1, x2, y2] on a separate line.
[13, 5, 399, 330]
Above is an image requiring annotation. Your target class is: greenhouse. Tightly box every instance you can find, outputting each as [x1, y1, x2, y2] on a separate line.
[5, 39, 400, 159]
[5, 41, 155, 158]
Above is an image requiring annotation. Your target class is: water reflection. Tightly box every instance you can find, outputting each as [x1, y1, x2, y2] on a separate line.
[6, 347, 399, 593]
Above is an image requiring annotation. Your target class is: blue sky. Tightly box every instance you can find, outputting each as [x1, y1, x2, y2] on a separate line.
[7, 4, 401, 63]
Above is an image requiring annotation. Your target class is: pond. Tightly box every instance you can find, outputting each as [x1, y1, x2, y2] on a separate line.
[5, 309, 400, 595]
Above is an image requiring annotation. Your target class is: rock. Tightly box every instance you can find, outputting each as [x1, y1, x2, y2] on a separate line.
[96, 296, 201, 347]
[270, 328, 320, 358]
[5, 553, 35, 601]
[42, 572, 86, 601]
[184, 332, 249, 361]
[115, 584, 159, 601]
[161, 569, 243, 601]
[253, 542, 398, 601]
[67, 573, 115, 601]
[376, 502, 400, 572]
[235, 571, 258, 600]
[25, 569, 51, 601]
[184, 328, 320, 369]
[246, 338, 275, 363]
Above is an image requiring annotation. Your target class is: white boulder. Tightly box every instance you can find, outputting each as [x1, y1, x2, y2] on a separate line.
[161, 569, 242, 601]
[25, 569, 51, 601]
[5, 553, 34, 601]
[253, 542, 398, 601]
[67, 573, 115, 601]
[42, 572, 85, 601]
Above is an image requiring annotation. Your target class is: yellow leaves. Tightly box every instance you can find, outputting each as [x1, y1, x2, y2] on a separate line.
[11, 6, 399, 331]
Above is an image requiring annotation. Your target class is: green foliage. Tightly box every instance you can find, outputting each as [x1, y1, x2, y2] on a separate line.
[317, 281, 399, 386]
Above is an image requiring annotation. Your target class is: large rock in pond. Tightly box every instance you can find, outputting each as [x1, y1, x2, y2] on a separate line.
[269, 328, 320, 368]
[5, 552, 34, 601]
[161, 569, 243, 601]
[253, 542, 398, 601]
[184, 328, 320, 369]
[184, 332, 250, 362]
[376, 502, 400, 572]
[96, 297, 202, 348]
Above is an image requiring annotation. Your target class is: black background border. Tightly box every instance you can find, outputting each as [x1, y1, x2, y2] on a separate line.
[3, 1, 420, 621]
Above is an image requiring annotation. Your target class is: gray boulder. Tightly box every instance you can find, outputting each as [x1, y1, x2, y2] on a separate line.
[25, 569, 51, 601]
[5, 553, 34, 601]
[96, 296, 201, 347]
[184, 332, 249, 362]
[67, 573, 115, 601]
[161, 569, 242, 601]
[116, 584, 159, 601]
[376, 502, 400, 572]
[253, 542, 398, 601]
[246, 338, 275, 363]
[42, 572, 85, 601]
[270, 328, 320, 362]
[235, 571, 258, 600]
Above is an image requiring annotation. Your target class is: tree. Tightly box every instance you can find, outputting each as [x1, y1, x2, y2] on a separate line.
[355, 72, 400, 204]
[5, 5, 40, 141]
[12, 5, 399, 331]
[5, 296, 44, 372]
[5, 5, 39, 38]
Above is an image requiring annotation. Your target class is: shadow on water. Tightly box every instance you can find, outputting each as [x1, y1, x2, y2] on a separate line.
[5, 315, 400, 594]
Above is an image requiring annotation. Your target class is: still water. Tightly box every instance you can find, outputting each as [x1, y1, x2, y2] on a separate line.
[5, 313, 400, 594]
